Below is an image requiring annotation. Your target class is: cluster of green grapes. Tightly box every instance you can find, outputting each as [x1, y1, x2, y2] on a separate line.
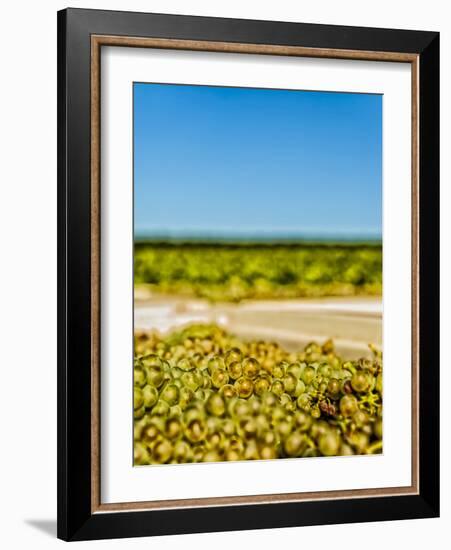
[134, 243, 382, 302]
[134, 324, 383, 465]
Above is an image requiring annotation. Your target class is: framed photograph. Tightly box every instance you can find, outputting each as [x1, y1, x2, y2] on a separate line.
[57, 8, 439, 541]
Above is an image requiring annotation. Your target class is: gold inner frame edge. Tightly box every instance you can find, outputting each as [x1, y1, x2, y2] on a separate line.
[90, 35, 420, 514]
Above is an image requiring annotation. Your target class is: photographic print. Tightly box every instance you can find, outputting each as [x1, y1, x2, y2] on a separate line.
[58, 11, 439, 539]
[133, 83, 383, 465]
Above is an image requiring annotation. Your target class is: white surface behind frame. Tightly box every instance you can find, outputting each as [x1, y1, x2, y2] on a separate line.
[101, 46, 412, 504]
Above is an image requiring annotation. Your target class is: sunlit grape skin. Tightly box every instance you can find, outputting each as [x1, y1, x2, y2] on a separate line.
[340, 394, 359, 417]
[134, 324, 383, 465]
[351, 371, 370, 393]
[319, 431, 341, 456]
[233, 376, 253, 398]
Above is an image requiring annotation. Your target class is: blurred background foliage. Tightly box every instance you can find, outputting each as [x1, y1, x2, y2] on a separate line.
[134, 242, 382, 302]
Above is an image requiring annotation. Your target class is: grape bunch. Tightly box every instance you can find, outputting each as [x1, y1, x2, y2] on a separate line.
[134, 324, 383, 465]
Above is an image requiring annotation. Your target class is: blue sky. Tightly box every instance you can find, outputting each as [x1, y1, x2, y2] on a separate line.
[134, 83, 382, 241]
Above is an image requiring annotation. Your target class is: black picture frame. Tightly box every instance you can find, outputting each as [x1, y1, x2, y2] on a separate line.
[57, 7, 439, 541]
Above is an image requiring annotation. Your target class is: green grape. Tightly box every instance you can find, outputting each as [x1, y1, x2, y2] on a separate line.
[206, 431, 224, 450]
[194, 388, 206, 401]
[200, 339, 214, 354]
[342, 361, 354, 373]
[235, 376, 254, 398]
[146, 365, 165, 388]
[293, 379, 306, 397]
[340, 443, 355, 456]
[279, 393, 292, 407]
[305, 342, 322, 355]
[347, 431, 369, 453]
[133, 405, 145, 420]
[311, 405, 321, 419]
[271, 379, 285, 396]
[227, 361, 243, 380]
[339, 394, 358, 417]
[169, 404, 182, 418]
[351, 371, 370, 393]
[272, 405, 287, 424]
[133, 325, 383, 465]
[319, 431, 341, 456]
[152, 400, 170, 417]
[179, 386, 194, 409]
[211, 368, 229, 389]
[240, 417, 258, 439]
[232, 399, 252, 418]
[206, 393, 226, 417]
[181, 371, 200, 391]
[294, 410, 312, 432]
[203, 450, 222, 462]
[170, 367, 184, 380]
[134, 442, 150, 465]
[366, 373, 376, 391]
[261, 391, 278, 409]
[171, 378, 184, 389]
[272, 365, 285, 379]
[227, 435, 245, 454]
[327, 378, 341, 398]
[242, 357, 260, 379]
[373, 418, 383, 440]
[193, 445, 207, 463]
[183, 338, 194, 349]
[141, 354, 162, 369]
[244, 439, 260, 460]
[225, 348, 242, 367]
[296, 393, 311, 411]
[284, 400, 296, 413]
[310, 420, 330, 440]
[318, 363, 332, 378]
[202, 374, 212, 389]
[142, 419, 163, 443]
[173, 440, 194, 463]
[160, 384, 179, 406]
[142, 385, 159, 408]
[317, 380, 328, 395]
[225, 448, 242, 462]
[185, 418, 207, 443]
[353, 409, 369, 428]
[220, 384, 237, 399]
[260, 445, 277, 460]
[183, 405, 205, 425]
[284, 431, 305, 457]
[134, 387, 144, 410]
[301, 366, 316, 385]
[222, 418, 236, 437]
[254, 375, 271, 396]
[322, 339, 335, 354]
[152, 439, 173, 463]
[248, 396, 261, 415]
[287, 362, 303, 379]
[276, 419, 293, 439]
[134, 365, 147, 387]
[134, 419, 146, 441]
[177, 357, 194, 372]
[208, 355, 225, 374]
[282, 374, 297, 395]
[165, 417, 182, 439]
